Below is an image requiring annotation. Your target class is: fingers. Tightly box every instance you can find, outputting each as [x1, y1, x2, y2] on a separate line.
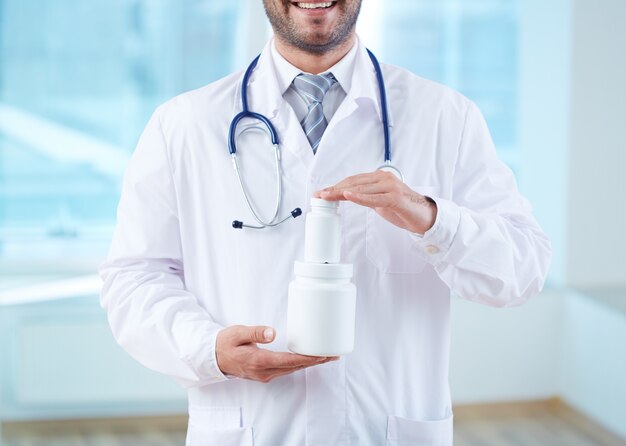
[315, 170, 401, 201]
[342, 183, 390, 196]
[217, 325, 341, 382]
[229, 325, 275, 346]
[311, 169, 437, 233]
[314, 173, 378, 200]
[251, 356, 339, 383]
[252, 366, 309, 383]
[256, 350, 334, 369]
[342, 191, 392, 208]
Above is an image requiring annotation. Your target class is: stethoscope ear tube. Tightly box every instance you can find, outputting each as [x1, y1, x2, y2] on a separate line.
[232, 208, 302, 230]
[228, 54, 289, 229]
[230, 122, 297, 229]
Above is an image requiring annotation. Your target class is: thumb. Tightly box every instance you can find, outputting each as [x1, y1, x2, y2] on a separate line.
[234, 325, 275, 345]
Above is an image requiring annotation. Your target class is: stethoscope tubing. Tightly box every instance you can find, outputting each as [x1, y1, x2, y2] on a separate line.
[366, 49, 391, 165]
[229, 55, 280, 156]
[229, 48, 401, 229]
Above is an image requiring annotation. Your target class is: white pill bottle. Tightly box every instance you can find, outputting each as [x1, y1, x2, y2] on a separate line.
[287, 198, 356, 357]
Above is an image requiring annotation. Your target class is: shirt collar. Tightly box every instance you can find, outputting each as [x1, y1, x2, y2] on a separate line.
[270, 37, 358, 95]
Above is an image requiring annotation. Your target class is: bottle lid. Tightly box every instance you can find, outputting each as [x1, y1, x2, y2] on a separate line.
[294, 261, 353, 279]
[310, 197, 339, 209]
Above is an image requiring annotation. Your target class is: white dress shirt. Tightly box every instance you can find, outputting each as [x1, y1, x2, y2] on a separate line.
[270, 39, 357, 124]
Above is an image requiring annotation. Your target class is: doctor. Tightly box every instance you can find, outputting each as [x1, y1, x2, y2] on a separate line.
[100, 0, 551, 445]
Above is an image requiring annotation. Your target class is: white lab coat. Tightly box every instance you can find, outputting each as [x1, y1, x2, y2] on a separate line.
[100, 39, 551, 446]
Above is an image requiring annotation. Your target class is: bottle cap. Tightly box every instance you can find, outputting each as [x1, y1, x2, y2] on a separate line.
[310, 198, 339, 209]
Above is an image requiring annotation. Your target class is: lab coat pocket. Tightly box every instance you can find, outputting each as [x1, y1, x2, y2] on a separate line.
[385, 413, 453, 446]
[365, 186, 438, 274]
[186, 406, 254, 446]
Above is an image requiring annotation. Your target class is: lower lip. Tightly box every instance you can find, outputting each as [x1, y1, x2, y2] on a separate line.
[290, 2, 337, 16]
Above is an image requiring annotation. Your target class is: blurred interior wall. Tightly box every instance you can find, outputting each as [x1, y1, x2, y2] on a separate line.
[567, 0, 626, 288]
[519, 0, 572, 286]
[452, 0, 626, 441]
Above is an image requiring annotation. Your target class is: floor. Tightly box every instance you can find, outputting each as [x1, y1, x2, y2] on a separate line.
[2, 399, 624, 446]
[453, 399, 625, 446]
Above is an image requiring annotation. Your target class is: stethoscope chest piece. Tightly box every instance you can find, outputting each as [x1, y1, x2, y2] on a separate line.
[377, 162, 404, 183]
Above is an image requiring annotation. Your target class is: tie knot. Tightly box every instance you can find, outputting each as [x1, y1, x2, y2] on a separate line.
[293, 73, 336, 104]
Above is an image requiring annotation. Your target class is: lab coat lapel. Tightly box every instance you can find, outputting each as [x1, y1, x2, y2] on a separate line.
[241, 43, 281, 123]
[241, 43, 315, 172]
[331, 42, 395, 134]
[273, 102, 315, 170]
[312, 42, 394, 183]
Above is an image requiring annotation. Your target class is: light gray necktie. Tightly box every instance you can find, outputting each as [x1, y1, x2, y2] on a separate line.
[292, 73, 336, 153]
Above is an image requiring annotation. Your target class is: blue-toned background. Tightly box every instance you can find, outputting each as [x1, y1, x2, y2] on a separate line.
[0, 0, 519, 272]
[1, 0, 625, 442]
[0, 1, 243, 270]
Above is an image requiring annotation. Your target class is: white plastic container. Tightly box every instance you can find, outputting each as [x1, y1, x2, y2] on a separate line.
[304, 198, 342, 264]
[287, 198, 357, 357]
[287, 262, 356, 356]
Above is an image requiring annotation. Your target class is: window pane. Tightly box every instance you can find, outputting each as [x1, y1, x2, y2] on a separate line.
[0, 0, 242, 270]
[366, 0, 518, 155]
[1, 1, 519, 270]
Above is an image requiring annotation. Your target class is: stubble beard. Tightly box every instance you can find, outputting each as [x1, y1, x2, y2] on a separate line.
[263, 0, 361, 55]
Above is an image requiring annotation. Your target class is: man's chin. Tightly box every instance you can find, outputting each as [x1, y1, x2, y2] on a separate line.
[292, 30, 341, 49]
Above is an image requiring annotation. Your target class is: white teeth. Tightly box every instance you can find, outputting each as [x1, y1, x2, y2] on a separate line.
[297, 2, 334, 9]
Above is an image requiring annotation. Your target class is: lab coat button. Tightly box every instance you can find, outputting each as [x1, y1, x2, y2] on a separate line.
[425, 245, 439, 255]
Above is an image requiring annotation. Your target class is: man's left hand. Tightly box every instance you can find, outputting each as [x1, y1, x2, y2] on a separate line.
[315, 171, 437, 235]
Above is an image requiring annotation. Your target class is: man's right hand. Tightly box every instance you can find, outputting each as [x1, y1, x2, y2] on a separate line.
[216, 325, 337, 383]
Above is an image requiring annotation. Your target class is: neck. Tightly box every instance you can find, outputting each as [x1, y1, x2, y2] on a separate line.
[274, 34, 356, 74]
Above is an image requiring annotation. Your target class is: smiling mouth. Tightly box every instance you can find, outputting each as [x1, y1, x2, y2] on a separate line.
[293, 2, 336, 9]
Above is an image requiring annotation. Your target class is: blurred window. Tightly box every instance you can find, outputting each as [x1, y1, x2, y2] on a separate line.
[0, 0, 518, 272]
[0, 1, 242, 271]
[367, 0, 518, 161]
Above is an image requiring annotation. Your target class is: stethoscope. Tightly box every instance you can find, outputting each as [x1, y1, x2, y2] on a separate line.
[230, 49, 403, 230]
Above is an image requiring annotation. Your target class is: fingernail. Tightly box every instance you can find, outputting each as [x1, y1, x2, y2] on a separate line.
[264, 328, 274, 341]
